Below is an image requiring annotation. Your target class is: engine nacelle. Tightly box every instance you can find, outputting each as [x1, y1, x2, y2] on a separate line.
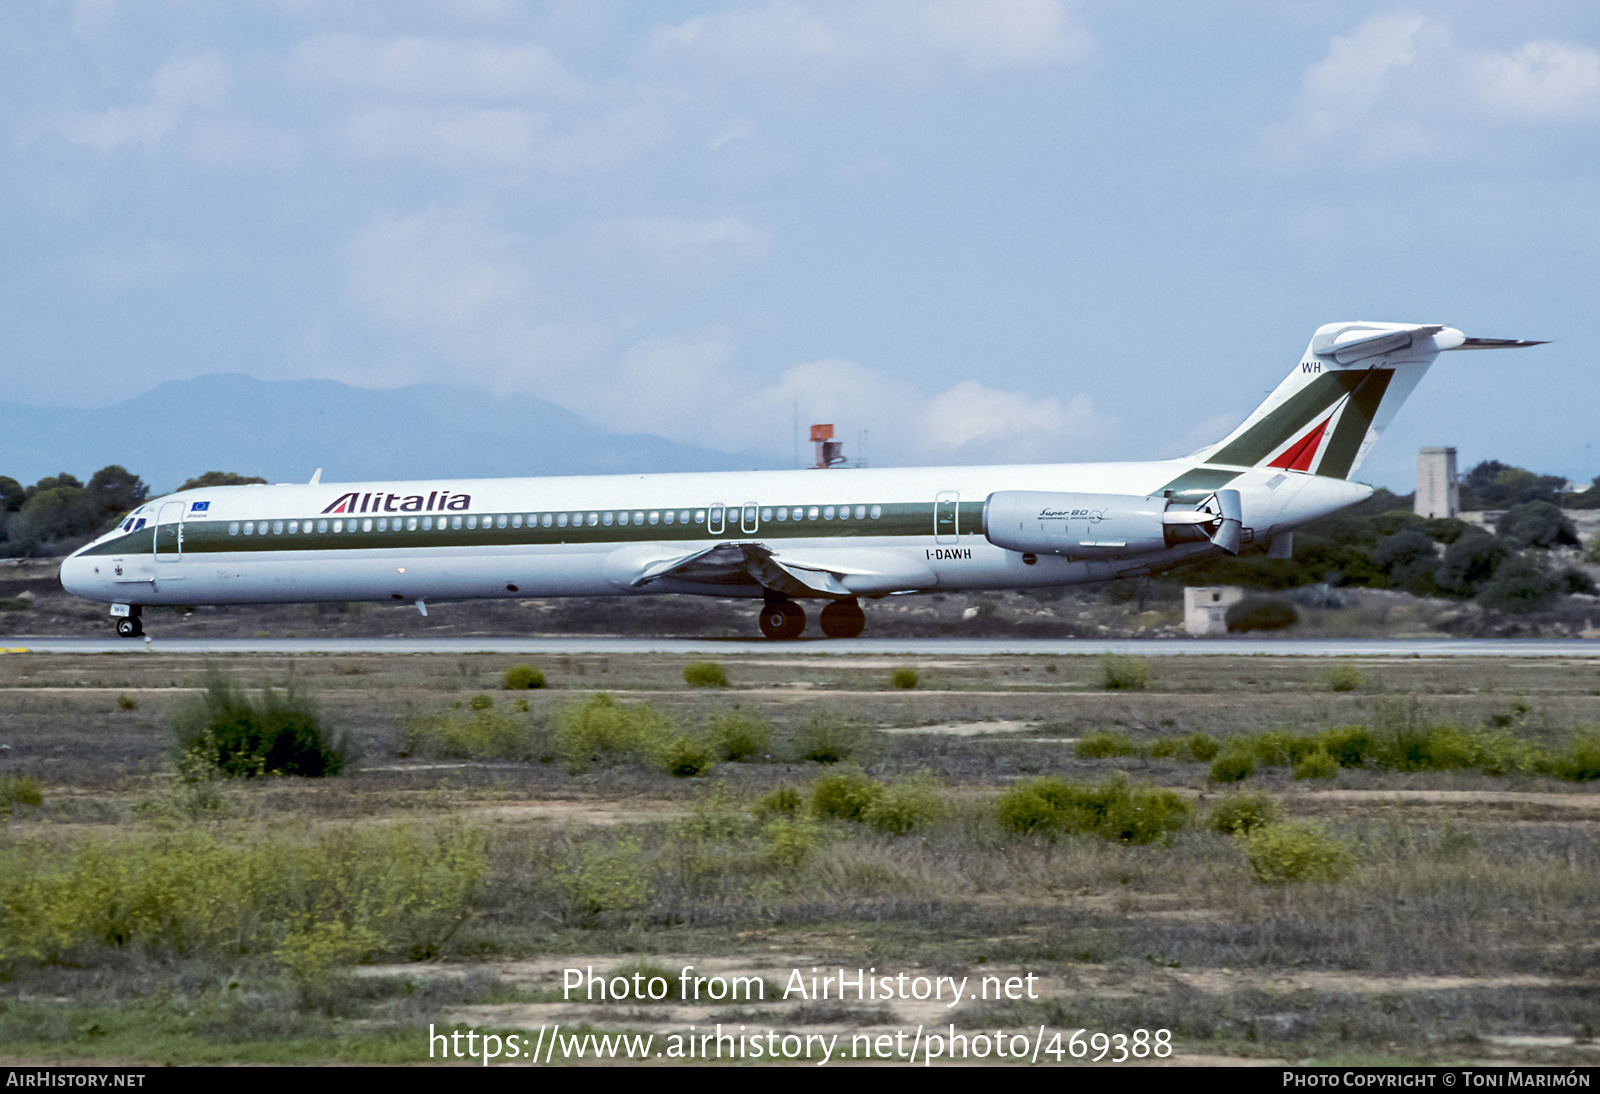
[982, 491, 1218, 557]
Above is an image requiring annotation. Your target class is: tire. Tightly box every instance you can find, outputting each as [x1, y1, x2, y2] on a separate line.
[115, 618, 143, 638]
[758, 601, 806, 640]
[819, 600, 866, 638]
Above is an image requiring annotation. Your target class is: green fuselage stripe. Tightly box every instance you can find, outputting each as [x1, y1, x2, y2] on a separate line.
[83, 501, 989, 558]
[1208, 371, 1366, 468]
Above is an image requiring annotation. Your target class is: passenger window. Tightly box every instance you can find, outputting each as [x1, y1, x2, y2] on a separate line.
[823, 507, 834, 520]
[466, 516, 477, 529]
[808, 507, 819, 520]
[662, 510, 673, 524]
[679, 510, 690, 523]
[244, 522, 254, 535]
[617, 511, 629, 526]
[543, 514, 553, 527]
[317, 519, 329, 532]
[871, 505, 882, 519]
[855, 505, 866, 519]
[512, 515, 522, 528]
[361, 518, 373, 532]
[633, 511, 645, 525]
[776, 508, 787, 521]
[648, 511, 660, 525]
[380, 518, 391, 531]
[587, 512, 599, 527]
[452, 516, 463, 530]
[288, 521, 298, 533]
[333, 520, 343, 532]
[229, 523, 239, 535]
[695, 510, 706, 523]
[602, 512, 614, 526]
[761, 508, 772, 521]
[497, 514, 508, 528]
[407, 517, 418, 531]
[557, 513, 568, 528]
[270, 521, 280, 534]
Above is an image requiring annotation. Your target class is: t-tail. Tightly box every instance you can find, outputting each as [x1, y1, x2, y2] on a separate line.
[1192, 322, 1546, 480]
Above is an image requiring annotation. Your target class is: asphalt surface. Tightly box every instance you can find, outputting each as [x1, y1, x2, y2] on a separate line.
[3, 637, 1598, 657]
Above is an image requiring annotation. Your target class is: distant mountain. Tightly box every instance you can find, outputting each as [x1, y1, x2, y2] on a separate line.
[0, 374, 761, 491]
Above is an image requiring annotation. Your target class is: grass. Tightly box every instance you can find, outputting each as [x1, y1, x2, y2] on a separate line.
[2, 649, 1598, 1065]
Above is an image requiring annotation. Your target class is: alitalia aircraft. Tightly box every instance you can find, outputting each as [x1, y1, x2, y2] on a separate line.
[60, 321, 1538, 639]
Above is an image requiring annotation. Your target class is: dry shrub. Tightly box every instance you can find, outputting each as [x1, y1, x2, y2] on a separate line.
[403, 710, 544, 761]
[1097, 655, 1150, 690]
[683, 662, 728, 688]
[704, 708, 774, 762]
[1207, 792, 1277, 836]
[811, 770, 884, 822]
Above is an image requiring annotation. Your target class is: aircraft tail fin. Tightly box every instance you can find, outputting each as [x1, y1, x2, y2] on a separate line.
[1192, 322, 1542, 480]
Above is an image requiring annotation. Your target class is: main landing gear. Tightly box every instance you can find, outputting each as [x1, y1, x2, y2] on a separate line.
[758, 600, 806, 640]
[757, 599, 867, 640]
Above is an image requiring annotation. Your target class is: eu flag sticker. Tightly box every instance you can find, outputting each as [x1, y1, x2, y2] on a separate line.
[190, 501, 210, 512]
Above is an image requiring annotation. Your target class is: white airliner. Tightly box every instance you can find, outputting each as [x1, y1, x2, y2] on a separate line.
[59, 322, 1539, 639]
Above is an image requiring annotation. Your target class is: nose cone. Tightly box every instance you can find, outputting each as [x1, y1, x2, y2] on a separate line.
[58, 552, 99, 600]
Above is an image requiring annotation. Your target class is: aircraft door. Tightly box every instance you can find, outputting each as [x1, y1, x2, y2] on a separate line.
[153, 500, 187, 579]
[707, 504, 725, 535]
[935, 492, 959, 544]
[740, 502, 759, 535]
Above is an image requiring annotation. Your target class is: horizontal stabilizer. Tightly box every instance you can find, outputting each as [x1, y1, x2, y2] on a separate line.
[1445, 337, 1549, 350]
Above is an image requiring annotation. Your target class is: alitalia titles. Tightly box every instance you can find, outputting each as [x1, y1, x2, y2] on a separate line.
[322, 491, 472, 515]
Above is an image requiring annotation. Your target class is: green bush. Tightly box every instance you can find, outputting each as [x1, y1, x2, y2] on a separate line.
[1209, 750, 1255, 783]
[659, 735, 715, 778]
[1316, 725, 1377, 768]
[116, 693, 137, 711]
[1096, 655, 1150, 690]
[704, 708, 774, 762]
[759, 816, 820, 871]
[792, 711, 872, 764]
[554, 693, 672, 773]
[0, 774, 43, 813]
[402, 710, 545, 761]
[1206, 792, 1277, 836]
[552, 839, 651, 927]
[501, 664, 545, 690]
[1185, 732, 1221, 762]
[811, 771, 885, 822]
[173, 669, 346, 778]
[1226, 598, 1298, 633]
[1075, 731, 1141, 759]
[1550, 732, 1600, 782]
[754, 786, 803, 816]
[996, 775, 1191, 844]
[862, 779, 944, 836]
[0, 822, 487, 966]
[1325, 662, 1364, 692]
[1292, 748, 1339, 781]
[1146, 732, 1221, 763]
[683, 662, 728, 688]
[467, 693, 493, 711]
[891, 667, 919, 689]
[1243, 822, 1356, 882]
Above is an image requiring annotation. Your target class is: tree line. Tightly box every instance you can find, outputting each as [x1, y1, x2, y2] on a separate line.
[0, 468, 263, 557]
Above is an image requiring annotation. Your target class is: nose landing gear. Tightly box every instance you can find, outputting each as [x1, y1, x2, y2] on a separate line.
[112, 605, 143, 638]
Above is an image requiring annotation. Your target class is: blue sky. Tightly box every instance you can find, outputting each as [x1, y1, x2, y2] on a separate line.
[3, 1, 1597, 491]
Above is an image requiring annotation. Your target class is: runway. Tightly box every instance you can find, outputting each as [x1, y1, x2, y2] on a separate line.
[3, 636, 1598, 657]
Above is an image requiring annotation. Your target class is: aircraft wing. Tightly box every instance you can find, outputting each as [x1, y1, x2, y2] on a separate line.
[604, 542, 935, 597]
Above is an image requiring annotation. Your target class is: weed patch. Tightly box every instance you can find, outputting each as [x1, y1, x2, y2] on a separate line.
[683, 662, 728, 688]
[173, 669, 346, 779]
[996, 775, 1191, 844]
[1243, 821, 1355, 882]
[501, 664, 545, 690]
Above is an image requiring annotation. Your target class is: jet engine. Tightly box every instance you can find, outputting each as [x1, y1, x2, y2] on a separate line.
[982, 489, 1245, 557]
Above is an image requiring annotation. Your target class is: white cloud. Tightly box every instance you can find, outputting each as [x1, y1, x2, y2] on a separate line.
[344, 104, 544, 167]
[1471, 40, 1600, 124]
[593, 334, 1115, 465]
[651, 0, 1092, 86]
[290, 35, 585, 100]
[589, 216, 770, 280]
[346, 209, 529, 329]
[1264, 14, 1600, 168]
[54, 55, 228, 152]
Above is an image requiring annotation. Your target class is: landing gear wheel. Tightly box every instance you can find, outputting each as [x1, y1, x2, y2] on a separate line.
[115, 618, 143, 638]
[819, 600, 866, 639]
[757, 600, 806, 640]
